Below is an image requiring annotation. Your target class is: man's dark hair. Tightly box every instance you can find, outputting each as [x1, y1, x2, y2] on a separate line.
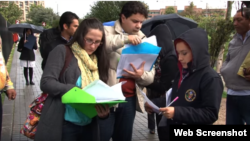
[67, 18, 109, 83]
[237, 8, 250, 19]
[119, 1, 148, 22]
[59, 11, 79, 31]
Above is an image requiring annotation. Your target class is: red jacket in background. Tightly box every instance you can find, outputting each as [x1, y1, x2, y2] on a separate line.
[12, 33, 18, 43]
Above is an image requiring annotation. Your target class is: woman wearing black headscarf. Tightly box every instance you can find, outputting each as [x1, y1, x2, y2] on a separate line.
[145, 24, 178, 140]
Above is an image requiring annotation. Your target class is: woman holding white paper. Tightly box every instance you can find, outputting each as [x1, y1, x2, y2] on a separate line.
[157, 28, 223, 140]
[35, 18, 110, 141]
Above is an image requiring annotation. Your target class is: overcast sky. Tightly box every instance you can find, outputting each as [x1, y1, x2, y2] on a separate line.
[44, 0, 241, 18]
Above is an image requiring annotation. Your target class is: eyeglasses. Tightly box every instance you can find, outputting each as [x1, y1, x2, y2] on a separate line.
[84, 38, 102, 45]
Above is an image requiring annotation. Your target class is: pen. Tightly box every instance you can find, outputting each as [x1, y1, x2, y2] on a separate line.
[158, 96, 179, 115]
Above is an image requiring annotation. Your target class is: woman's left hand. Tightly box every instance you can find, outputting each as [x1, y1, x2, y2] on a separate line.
[159, 107, 175, 119]
[95, 104, 110, 118]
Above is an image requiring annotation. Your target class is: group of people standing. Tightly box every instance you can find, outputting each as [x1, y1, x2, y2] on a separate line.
[1, 1, 250, 141]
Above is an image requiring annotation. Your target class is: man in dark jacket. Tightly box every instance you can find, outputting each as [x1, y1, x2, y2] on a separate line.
[145, 24, 178, 140]
[40, 11, 79, 70]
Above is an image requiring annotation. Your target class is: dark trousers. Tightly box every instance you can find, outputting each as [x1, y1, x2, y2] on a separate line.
[147, 113, 155, 130]
[62, 117, 99, 141]
[98, 96, 136, 141]
[226, 95, 250, 125]
[152, 97, 168, 141]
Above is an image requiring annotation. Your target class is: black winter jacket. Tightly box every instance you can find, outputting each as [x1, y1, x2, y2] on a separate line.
[18, 36, 37, 61]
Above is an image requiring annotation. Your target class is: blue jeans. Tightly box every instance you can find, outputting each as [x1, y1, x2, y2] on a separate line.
[98, 96, 136, 141]
[62, 117, 99, 141]
[226, 95, 250, 125]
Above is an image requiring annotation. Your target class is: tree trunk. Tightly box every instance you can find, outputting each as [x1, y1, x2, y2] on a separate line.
[215, 1, 233, 73]
[216, 47, 225, 73]
[226, 1, 233, 20]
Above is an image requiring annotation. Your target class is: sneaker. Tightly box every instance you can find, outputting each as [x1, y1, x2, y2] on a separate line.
[30, 82, 35, 85]
[26, 82, 29, 85]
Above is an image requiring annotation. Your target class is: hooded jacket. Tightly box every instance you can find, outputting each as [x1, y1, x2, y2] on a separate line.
[146, 24, 178, 98]
[169, 28, 223, 125]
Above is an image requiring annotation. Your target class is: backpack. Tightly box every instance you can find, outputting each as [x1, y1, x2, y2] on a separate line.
[20, 45, 73, 139]
[39, 27, 61, 58]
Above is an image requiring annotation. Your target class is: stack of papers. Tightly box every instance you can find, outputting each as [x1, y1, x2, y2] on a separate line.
[62, 80, 127, 118]
[116, 35, 161, 78]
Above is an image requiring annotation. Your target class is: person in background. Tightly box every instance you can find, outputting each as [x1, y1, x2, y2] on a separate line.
[145, 24, 178, 140]
[17, 28, 37, 85]
[221, 8, 250, 125]
[40, 11, 79, 71]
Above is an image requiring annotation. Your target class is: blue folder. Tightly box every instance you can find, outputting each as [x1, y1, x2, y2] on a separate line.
[24, 35, 36, 50]
[116, 42, 161, 78]
[103, 21, 115, 26]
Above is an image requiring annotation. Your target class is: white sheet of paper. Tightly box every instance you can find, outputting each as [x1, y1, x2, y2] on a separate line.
[166, 88, 172, 106]
[159, 88, 172, 127]
[142, 35, 157, 46]
[117, 54, 158, 78]
[136, 85, 160, 113]
[82, 80, 126, 103]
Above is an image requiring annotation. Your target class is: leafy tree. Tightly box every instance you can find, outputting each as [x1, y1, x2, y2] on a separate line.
[165, 7, 175, 14]
[27, 4, 59, 28]
[0, 2, 22, 24]
[209, 19, 234, 67]
[85, 1, 149, 22]
[180, 2, 202, 22]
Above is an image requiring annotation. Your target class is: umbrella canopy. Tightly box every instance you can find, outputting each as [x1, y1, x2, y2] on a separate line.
[103, 21, 115, 26]
[8, 23, 44, 33]
[141, 13, 198, 40]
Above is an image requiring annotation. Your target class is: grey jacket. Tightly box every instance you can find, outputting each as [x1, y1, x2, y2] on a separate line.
[221, 34, 250, 90]
[35, 45, 99, 141]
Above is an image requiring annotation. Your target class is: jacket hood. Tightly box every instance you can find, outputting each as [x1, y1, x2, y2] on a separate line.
[148, 24, 176, 58]
[174, 28, 210, 72]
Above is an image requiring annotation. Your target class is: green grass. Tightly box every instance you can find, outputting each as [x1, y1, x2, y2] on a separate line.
[1, 44, 16, 103]
[222, 91, 227, 98]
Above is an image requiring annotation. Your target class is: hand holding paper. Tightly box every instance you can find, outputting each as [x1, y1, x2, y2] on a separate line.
[128, 35, 142, 45]
[116, 36, 161, 78]
[122, 61, 145, 79]
[62, 80, 127, 118]
[136, 84, 160, 114]
[95, 104, 109, 118]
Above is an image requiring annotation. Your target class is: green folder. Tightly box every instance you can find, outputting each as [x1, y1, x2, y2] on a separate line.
[62, 87, 127, 118]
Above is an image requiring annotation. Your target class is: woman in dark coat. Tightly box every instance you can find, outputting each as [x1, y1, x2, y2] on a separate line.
[18, 28, 37, 85]
[158, 28, 223, 140]
[145, 24, 178, 140]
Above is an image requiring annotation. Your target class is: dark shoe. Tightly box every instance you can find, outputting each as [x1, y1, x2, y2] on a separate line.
[30, 82, 35, 85]
[26, 82, 29, 85]
[149, 129, 155, 134]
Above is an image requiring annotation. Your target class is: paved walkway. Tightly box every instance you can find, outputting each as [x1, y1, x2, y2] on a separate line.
[1, 48, 159, 141]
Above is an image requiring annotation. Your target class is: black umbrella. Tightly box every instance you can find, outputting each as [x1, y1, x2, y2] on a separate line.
[141, 13, 198, 40]
[8, 23, 44, 33]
